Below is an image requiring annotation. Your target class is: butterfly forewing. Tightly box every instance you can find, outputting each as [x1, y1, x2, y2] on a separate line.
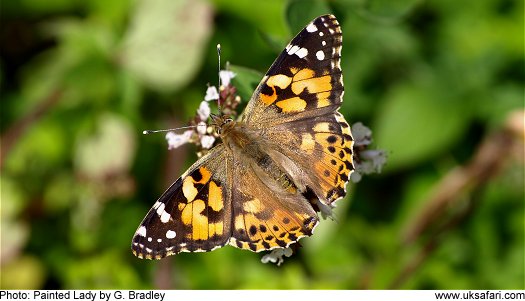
[243, 14, 344, 125]
[132, 146, 233, 259]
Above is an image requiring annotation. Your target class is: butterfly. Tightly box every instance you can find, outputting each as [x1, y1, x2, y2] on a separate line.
[132, 14, 354, 259]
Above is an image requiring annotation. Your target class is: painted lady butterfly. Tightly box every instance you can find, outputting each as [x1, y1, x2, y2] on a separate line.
[132, 14, 354, 259]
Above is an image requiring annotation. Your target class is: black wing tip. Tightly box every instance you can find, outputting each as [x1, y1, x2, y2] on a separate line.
[313, 14, 338, 22]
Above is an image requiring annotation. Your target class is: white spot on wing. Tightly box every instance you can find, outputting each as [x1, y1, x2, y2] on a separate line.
[157, 238, 162, 243]
[136, 226, 147, 237]
[316, 50, 325, 60]
[322, 41, 326, 46]
[156, 203, 165, 216]
[319, 32, 324, 37]
[295, 48, 308, 58]
[147, 237, 152, 242]
[155, 202, 171, 223]
[306, 23, 318, 32]
[160, 211, 171, 223]
[287, 44, 308, 59]
[166, 230, 176, 239]
[210, 245, 222, 251]
[288, 45, 299, 55]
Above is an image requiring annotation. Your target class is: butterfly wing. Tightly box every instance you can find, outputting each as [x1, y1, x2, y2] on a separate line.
[131, 145, 233, 259]
[242, 14, 353, 205]
[269, 111, 353, 205]
[228, 154, 318, 252]
[242, 14, 344, 125]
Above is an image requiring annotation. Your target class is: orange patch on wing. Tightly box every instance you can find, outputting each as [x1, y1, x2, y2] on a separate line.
[300, 133, 315, 154]
[315, 160, 339, 191]
[196, 167, 212, 184]
[182, 167, 212, 202]
[181, 202, 193, 225]
[267, 74, 292, 89]
[182, 177, 198, 202]
[209, 221, 224, 236]
[242, 198, 263, 213]
[272, 209, 316, 239]
[313, 122, 332, 132]
[260, 92, 277, 106]
[292, 75, 332, 95]
[294, 68, 315, 81]
[191, 199, 208, 240]
[275, 97, 307, 113]
[316, 91, 331, 108]
[208, 181, 223, 211]
[234, 214, 245, 232]
[181, 199, 209, 240]
[243, 213, 262, 239]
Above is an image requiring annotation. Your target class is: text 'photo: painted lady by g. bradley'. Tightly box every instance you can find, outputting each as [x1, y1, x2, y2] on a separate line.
[1, 290, 166, 301]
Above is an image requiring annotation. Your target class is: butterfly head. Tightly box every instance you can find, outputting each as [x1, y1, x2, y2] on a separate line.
[210, 113, 235, 136]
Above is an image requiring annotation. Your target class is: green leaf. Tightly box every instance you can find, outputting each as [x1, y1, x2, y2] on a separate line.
[74, 114, 136, 179]
[211, 0, 287, 37]
[0, 256, 45, 289]
[286, 0, 332, 35]
[120, 0, 213, 91]
[4, 120, 67, 175]
[357, 0, 423, 21]
[229, 65, 263, 102]
[373, 81, 469, 171]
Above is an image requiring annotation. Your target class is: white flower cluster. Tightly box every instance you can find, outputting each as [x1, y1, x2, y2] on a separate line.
[350, 122, 387, 183]
[260, 246, 294, 266]
[164, 71, 236, 151]
[165, 130, 193, 150]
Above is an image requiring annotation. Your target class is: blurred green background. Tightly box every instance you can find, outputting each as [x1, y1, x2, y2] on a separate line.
[1, 0, 523, 290]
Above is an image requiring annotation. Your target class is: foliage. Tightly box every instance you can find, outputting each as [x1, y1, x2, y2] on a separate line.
[1, 0, 523, 290]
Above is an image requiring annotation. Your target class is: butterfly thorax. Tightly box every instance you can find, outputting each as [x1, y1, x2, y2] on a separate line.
[212, 114, 298, 194]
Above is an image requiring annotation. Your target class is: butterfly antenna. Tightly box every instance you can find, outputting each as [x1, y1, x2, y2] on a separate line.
[142, 124, 205, 135]
[217, 43, 223, 116]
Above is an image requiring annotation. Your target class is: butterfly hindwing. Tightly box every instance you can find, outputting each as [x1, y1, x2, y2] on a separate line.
[131, 146, 232, 259]
[271, 111, 354, 205]
[228, 156, 318, 252]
